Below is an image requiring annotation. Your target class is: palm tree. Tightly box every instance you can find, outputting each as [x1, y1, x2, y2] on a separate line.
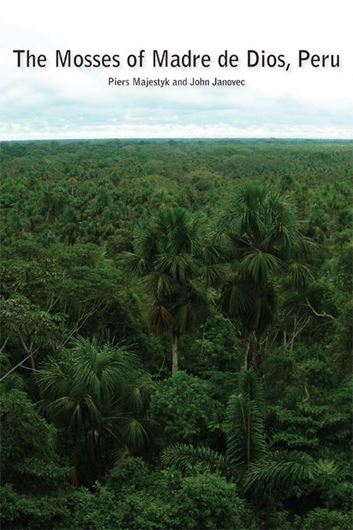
[162, 369, 328, 499]
[37, 337, 154, 483]
[162, 369, 266, 476]
[163, 370, 266, 475]
[218, 181, 311, 369]
[123, 207, 209, 374]
[225, 369, 267, 471]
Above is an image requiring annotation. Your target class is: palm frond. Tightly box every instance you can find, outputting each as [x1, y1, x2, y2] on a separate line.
[149, 304, 175, 334]
[120, 251, 149, 276]
[155, 253, 194, 284]
[124, 373, 155, 415]
[226, 370, 267, 470]
[286, 262, 313, 290]
[174, 302, 196, 335]
[37, 357, 71, 401]
[120, 417, 151, 451]
[162, 443, 228, 476]
[244, 454, 320, 494]
[238, 368, 264, 403]
[220, 280, 253, 318]
[239, 250, 282, 283]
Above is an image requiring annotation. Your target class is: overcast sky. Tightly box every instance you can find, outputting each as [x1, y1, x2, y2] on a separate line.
[1, 0, 353, 140]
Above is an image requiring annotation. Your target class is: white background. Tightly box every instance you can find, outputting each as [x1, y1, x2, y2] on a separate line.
[1, 0, 352, 139]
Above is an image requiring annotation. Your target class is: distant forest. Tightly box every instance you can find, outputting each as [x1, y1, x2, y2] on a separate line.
[1, 139, 352, 529]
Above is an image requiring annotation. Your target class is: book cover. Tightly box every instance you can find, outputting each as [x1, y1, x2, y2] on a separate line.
[1, 1, 352, 529]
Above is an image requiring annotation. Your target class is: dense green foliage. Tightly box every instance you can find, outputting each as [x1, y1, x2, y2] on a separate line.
[1, 139, 352, 529]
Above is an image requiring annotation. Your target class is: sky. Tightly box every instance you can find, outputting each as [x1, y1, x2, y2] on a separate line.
[1, 0, 353, 140]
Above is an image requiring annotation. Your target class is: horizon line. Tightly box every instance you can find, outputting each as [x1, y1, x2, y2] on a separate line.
[1, 136, 353, 143]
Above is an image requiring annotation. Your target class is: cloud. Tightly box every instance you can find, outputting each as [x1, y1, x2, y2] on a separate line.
[1, 0, 353, 140]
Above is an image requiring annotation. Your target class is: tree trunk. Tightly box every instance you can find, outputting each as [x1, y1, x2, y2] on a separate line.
[242, 339, 251, 370]
[172, 334, 179, 374]
[30, 351, 36, 371]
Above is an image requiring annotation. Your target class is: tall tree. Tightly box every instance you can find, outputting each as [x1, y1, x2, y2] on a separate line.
[219, 181, 311, 369]
[37, 338, 154, 484]
[123, 207, 208, 374]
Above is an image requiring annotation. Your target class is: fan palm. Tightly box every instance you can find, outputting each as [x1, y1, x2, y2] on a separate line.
[219, 181, 311, 369]
[123, 207, 209, 374]
[37, 337, 154, 483]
